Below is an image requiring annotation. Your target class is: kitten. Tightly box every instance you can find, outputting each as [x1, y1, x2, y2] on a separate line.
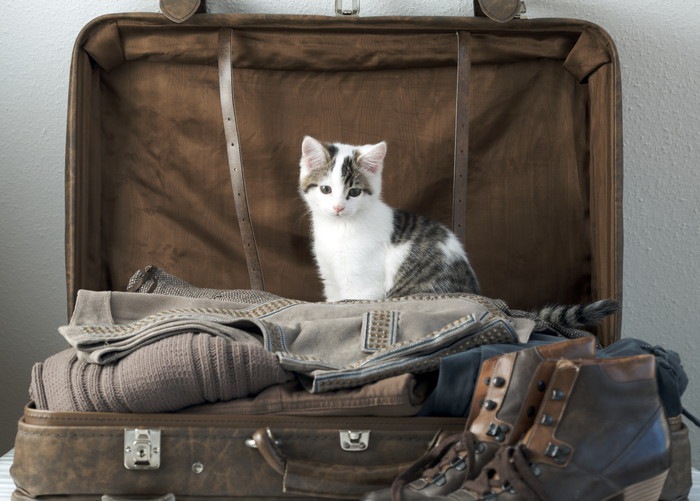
[298, 136, 618, 328]
[299, 136, 480, 302]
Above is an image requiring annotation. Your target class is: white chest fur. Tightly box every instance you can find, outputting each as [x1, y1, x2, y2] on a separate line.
[311, 202, 407, 301]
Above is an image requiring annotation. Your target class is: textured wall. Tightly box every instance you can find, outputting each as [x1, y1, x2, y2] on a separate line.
[1, 0, 699, 468]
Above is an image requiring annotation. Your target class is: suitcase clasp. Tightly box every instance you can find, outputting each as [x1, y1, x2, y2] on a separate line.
[339, 430, 370, 451]
[124, 429, 161, 470]
[335, 0, 360, 16]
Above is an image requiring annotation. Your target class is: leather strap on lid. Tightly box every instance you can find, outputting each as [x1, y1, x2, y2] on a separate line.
[217, 29, 265, 291]
[453, 32, 471, 246]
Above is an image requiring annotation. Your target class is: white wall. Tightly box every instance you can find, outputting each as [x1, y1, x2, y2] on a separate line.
[1, 0, 699, 468]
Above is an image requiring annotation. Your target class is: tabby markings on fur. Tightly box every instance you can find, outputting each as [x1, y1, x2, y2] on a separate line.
[298, 136, 618, 329]
[299, 136, 480, 302]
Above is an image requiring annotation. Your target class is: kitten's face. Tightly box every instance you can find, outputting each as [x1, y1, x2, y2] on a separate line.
[299, 136, 387, 219]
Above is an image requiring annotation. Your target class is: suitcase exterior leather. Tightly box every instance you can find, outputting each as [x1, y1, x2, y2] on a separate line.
[12, 408, 465, 500]
[12, 5, 625, 500]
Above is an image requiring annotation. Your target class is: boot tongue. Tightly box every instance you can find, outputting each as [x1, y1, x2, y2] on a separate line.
[464, 356, 500, 427]
[465, 338, 596, 437]
[519, 359, 580, 465]
[504, 360, 559, 441]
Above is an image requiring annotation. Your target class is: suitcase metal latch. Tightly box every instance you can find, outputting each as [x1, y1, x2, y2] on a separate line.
[515, 1, 528, 19]
[124, 429, 161, 470]
[339, 430, 370, 451]
[335, 0, 360, 16]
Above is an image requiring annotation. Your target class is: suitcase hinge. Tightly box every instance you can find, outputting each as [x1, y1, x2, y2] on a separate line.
[335, 0, 360, 16]
[124, 429, 161, 470]
[339, 430, 371, 451]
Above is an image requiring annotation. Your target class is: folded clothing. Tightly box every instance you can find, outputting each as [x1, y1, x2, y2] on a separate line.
[30, 332, 293, 413]
[127, 265, 283, 304]
[182, 373, 433, 417]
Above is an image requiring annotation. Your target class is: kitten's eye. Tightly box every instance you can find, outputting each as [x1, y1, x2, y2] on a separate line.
[348, 188, 362, 197]
[319, 186, 332, 194]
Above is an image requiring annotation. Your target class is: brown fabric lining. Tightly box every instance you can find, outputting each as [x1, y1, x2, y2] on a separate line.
[66, 16, 621, 344]
[89, 26, 581, 70]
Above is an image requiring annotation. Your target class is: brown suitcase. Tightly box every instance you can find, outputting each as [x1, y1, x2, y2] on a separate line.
[12, 0, 630, 498]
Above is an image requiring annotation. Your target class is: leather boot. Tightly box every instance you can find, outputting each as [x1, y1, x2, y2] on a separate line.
[660, 414, 692, 501]
[360, 337, 596, 501]
[439, 355, 671, 501]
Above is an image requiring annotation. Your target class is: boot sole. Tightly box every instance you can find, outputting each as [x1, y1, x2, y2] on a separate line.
[604, 470, 669, 501]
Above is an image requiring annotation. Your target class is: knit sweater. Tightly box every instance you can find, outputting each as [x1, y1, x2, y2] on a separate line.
[30, 332, 293, 412]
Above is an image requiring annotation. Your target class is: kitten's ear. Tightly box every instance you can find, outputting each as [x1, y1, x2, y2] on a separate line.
[300, 136, 329, 175]
[357, 141, 387, 175]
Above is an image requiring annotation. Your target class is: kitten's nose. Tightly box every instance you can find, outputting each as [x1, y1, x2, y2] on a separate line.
[333, 205, 345, 214]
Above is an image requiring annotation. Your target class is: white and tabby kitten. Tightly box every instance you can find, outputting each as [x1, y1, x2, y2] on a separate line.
[299, 136, 480, 302]
[298, 136, 618, 328]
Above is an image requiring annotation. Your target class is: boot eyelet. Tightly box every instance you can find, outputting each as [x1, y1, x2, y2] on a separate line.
[540, 414, 555, 426]
[476, 442, 486, 454]
[484, 399, 498, 411]
[537, 380, 546, 391]
[492, 376, 506, 387]
[502, 482, 516, 494]
[486, 423, 509, 442]
[451, 456, 466, 471]
[545, 442, 571, 464]
[432, 472, 447, 486]
[551, 389, 566, 401]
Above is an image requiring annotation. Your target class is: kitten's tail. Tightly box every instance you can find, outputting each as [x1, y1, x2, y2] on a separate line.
[532, 299, 619, 328]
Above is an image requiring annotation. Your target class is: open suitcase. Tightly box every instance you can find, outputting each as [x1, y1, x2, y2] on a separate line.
[13, 0, 675, 499]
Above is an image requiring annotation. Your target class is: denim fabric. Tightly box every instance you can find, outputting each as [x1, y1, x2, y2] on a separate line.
[62, 290, 534, 393]
[418, 333, 563, 416]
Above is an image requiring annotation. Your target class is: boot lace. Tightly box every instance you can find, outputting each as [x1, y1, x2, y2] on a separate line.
[462, 445, 550, 501]
[390, 431, 477, 501]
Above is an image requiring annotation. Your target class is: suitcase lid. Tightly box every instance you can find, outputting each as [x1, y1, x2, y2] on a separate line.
[65, 13, 622, 344]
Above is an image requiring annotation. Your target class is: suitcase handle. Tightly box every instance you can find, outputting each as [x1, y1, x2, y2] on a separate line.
[250, 427, 416, 496]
